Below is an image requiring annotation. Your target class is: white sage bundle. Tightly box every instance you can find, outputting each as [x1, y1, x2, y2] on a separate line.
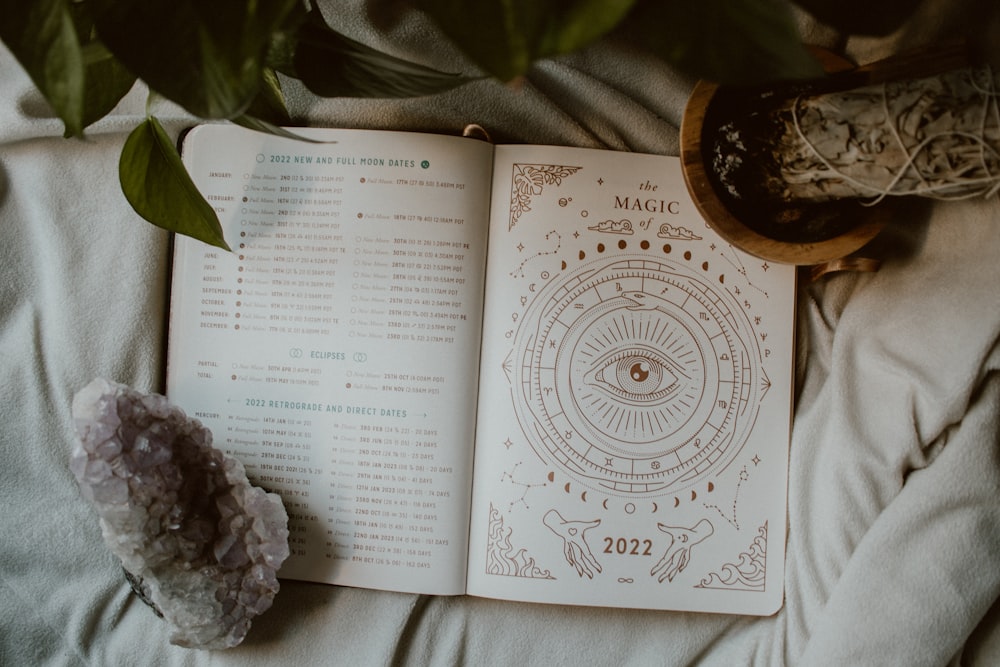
[718, 66, 1000, 205]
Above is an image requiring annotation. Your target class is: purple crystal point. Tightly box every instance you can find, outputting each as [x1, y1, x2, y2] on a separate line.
[70, 378, 290, 649]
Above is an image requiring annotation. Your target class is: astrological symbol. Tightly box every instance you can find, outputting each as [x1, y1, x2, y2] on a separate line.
[573, 303, 585, 309]
[505, 330, 513, 338]
[754, 316, 762, 325]
[760, 333, 768, 342]
[717, 400, 727, 409]
[605, 458, 614, 467]
[520, 296, 528, 306]
[541, 271, 550, 280]
[699, 312, 709, 321]
[615, 282, 623, 292]
[765, 349, 771, 358]
[549, 339, 557, 348]
[512, 312, 519, 322]
[565, 431, 573, 440]
[744, 300, 752, 309]
[720, 353, 730, 361]
[544, 387, 553, 396]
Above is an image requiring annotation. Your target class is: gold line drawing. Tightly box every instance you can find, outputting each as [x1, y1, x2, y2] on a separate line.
[509, 164, 582, 230]
[650, 518, 715, 583]
[500, 460, 547, 511]
[542, 509, 603, 579]
[704, 463, 752, 530]
[588, 219, 634, 235]
[511, 230, 562, 278]
[656, 223, 702, 240]
[485, 503, 555, 579]
[510, 256, 765, 496]
[696, 522, 768, 592]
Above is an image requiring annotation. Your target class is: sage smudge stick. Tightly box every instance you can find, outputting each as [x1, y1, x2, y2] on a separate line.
[716, 66, 1000, 207]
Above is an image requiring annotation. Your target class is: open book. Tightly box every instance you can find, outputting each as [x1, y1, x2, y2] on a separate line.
[166, 124, 796, 615]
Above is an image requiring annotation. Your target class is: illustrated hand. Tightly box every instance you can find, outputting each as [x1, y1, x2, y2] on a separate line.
[650, 519, 714, 583]
[542, 509, 602, 579]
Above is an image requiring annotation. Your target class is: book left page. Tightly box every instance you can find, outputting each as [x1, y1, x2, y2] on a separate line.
[167, 125, 494, 595]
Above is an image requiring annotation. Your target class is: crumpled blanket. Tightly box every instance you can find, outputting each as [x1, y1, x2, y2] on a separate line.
[2, 1, 999, 664]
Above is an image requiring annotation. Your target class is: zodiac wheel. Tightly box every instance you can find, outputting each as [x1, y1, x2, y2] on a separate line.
[512, 256, 763, 495]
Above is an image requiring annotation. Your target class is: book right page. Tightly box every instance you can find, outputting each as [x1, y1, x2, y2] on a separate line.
[466, 145, 796, 615]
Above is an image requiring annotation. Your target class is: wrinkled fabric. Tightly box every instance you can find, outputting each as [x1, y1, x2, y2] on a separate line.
[2, 1, 1000, 664]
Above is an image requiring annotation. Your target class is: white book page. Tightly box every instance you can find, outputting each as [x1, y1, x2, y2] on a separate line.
[167, 125, 494, 595]
[467, 145, 796, 614]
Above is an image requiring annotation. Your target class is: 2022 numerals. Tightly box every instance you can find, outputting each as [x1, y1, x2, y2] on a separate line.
[603, 537, 653, 556]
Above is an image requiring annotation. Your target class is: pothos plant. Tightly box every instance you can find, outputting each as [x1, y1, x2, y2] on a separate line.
[1, 0, 923, 250]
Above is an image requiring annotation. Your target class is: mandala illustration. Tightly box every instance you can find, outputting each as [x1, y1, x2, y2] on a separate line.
[511, 256, 767, 496]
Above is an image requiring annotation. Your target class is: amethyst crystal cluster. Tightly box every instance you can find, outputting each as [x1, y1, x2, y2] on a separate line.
[70, 378, 289, 649]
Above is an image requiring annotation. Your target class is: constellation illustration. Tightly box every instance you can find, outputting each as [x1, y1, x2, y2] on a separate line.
[716, 244, 770, 298]
[511, 230, 562, 278]
[509, 254, 767, 497]
[485, 503, 554, 579]
[499, 460, 547, 511]
[704, 462, 755, 530]
[697, 521, 768, 592]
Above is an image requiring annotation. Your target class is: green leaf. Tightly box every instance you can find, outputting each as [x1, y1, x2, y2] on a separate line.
[792, 0, 923, 36]
[91, 0, 301, 119]
[230, 115, 328, 144]
[242, 67, 291, 127]
[416, 0, 637, 81]
[120, 117, 229, 250]
[627, 0, 824, 85]
[232, 68, 334, 142]
[0, 0, 85, 136]
[264, 2, 308, 76]
[293, 9, 475, 98]
[76, 43, 137, 135]
[69, 5, 137, 134]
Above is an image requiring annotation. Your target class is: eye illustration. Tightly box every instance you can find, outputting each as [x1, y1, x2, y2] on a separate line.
[564, 302, 709, 452]
[511, 257, 762, 494]
[584, 347, 681, 404]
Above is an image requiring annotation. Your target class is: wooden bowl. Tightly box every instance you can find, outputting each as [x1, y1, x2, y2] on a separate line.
[679, 49, 891, 265]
